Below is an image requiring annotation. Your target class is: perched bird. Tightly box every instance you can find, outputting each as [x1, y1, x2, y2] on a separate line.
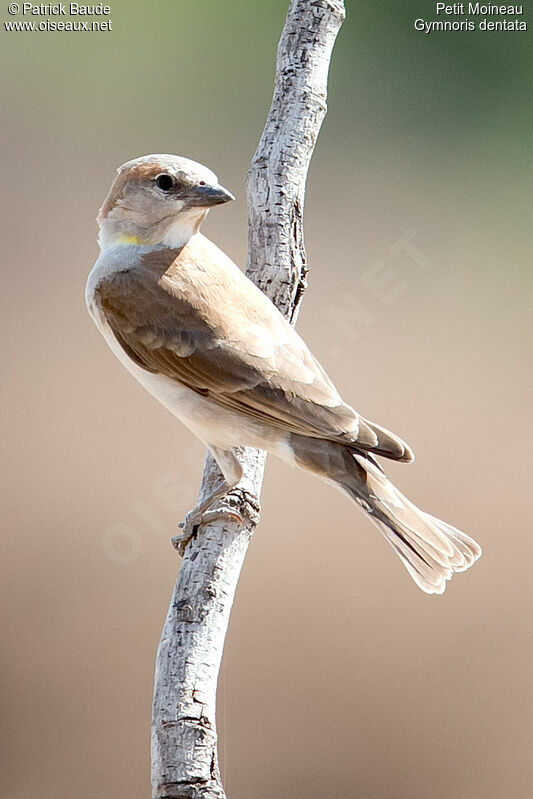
[86, 154, 481, 595]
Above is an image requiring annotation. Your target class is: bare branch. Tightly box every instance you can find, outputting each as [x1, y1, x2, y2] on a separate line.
[151, 3, 345, 797]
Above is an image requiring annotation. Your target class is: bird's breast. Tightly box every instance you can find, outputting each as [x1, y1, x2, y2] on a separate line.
[86, 290, 286, 454]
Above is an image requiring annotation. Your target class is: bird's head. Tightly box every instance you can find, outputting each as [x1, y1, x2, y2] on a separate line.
[97, 154, 234, 251]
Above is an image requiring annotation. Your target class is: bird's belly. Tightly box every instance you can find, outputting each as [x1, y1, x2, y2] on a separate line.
[89, 302, 285, 453]
[133, 369, 275, 452]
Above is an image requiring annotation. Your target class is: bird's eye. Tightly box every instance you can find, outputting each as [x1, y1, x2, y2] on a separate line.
[155, 174, 175, 192]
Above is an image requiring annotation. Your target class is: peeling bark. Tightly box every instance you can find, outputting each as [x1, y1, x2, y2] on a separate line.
[151, 3, 345, 797]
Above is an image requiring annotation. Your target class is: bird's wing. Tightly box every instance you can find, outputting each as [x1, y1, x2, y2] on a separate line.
[95, 239, 412, 461]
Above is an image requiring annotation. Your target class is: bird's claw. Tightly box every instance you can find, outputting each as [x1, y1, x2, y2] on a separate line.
[172, 511, 200, 555]
[171, 533, 191, 557]
[172, 504, 244, 556]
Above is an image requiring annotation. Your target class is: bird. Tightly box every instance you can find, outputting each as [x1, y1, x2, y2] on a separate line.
[86, 153, 481, 595]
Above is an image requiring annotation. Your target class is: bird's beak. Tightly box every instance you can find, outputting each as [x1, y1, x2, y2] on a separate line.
[189, 183, 235, 207]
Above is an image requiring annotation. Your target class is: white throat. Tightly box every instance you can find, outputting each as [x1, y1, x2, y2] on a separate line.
[161, 209, 208, 249]
[98, 208, 208, 253]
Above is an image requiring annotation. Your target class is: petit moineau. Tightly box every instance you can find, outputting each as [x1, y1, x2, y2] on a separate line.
[437, 3, 523, 12]
[86, 154, 481, 595]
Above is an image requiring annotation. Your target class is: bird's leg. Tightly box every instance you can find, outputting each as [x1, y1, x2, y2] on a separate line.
[172, 447, 245, 556]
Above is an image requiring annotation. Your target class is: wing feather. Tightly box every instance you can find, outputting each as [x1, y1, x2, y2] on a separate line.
[95, 238, 412, 461]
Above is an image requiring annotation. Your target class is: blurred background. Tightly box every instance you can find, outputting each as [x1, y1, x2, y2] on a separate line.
[1, 1, 532, 797]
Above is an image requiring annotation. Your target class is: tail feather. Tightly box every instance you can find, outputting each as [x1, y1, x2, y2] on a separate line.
[286, 434, 481, 595]
[426, 515, 482, 572]
[350, 453, 482, 595]
[385, 533, 451, 594]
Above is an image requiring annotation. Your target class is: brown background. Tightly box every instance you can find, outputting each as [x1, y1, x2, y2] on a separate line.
[2, 2, 532, 797]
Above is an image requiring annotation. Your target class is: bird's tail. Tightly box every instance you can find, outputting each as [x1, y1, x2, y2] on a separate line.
[288, 435, 482, 594]
[345, 451, 481, 594]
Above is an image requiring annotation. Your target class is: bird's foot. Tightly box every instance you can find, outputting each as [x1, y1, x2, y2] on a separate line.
[171, 515, 198, 557]
[171, 504, 244, 556]
[213, 487, 261, 529]
[171, 488, 260, 556]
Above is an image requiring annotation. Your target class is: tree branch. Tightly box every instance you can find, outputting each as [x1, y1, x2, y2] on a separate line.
[151, 3, 345, 797]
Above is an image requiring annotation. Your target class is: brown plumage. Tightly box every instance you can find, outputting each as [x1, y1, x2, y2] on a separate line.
[86, 154, 482, 594]
[96, 238, 412, 462]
